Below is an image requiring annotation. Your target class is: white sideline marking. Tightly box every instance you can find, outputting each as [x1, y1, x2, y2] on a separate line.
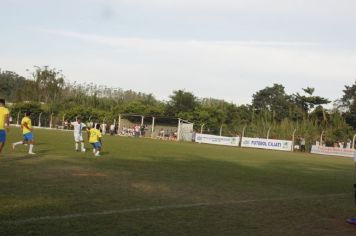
[2, 193, 347, 225]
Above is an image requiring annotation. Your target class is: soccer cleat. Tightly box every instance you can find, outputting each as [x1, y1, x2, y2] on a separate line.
[28, 152, 36, 155]
[95, 153, 101, 157]
[81, 149, 86, 152]
[346, 218, 356, 225]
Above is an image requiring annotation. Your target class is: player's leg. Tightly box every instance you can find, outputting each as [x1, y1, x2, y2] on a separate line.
[26, 133, 35, 154]
[94, 142, 101, 156]
[0, 130, 6, 154]
[91, 143, 96, 154]
[74, 135, 80, 151]
[12, 134, 26, 150]
[79, 135, 85, 152]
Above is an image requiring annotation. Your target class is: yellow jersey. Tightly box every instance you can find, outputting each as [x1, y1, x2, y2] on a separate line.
[89, 128, 102, 143]
[21, 116, 32, 134]
[0, 107, 9, 130]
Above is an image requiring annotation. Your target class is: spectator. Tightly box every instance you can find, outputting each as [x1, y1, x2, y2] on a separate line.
[140, 124, 146, 137]
[109, 124, 115, 136]
[159, 128, 164, 139]
[346, 139, 351, 149]
[101, 123, 107, 135]
[300, 137, 306, 152]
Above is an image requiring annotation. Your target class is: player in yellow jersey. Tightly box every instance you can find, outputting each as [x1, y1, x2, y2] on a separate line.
[0, 99, 10, 155]
[12, 111, 36, 155]
[88, 123, 102, 157]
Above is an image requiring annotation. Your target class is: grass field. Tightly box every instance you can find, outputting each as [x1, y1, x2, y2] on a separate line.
[1, 128, 356, 235]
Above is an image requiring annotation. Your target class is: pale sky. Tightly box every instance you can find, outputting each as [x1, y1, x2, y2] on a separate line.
[1, 0, 355, 105]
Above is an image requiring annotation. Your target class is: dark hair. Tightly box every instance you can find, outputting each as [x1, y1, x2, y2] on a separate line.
[0, 98, 5, 105]
[25, 111, 31, 116]
[96, 123, 101, 129]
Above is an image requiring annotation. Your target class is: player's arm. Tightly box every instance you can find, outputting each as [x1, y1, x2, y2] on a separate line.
[23, 122, 32, 131]
[98, 132, 102, 144]
[5, 113, 9, 131]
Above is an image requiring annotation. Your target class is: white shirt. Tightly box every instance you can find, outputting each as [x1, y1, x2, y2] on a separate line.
[71, 121, 86, 136]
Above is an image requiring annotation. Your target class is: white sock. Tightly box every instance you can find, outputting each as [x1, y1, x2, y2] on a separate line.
[13, 141, 23, 146]
[95, 151, 100, 155]
[29, 144, 34, 153]
[81, 143, 84, 150]
[75, 143, 79, 150]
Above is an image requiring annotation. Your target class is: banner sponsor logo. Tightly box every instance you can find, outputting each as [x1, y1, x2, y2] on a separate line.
[241, 137, 292, 152]
[311, 145, 355, 158]
[195, 133, 240, 147]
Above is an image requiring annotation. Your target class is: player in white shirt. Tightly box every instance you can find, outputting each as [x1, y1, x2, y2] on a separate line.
[71, 117, 86, 152]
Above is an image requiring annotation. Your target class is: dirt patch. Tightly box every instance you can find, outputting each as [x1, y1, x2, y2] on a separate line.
[131, 181, 171, 194]
[71, 172, 107, 177]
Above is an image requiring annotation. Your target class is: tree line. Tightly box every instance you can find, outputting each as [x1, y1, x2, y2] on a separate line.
[1, 66, 356, 149]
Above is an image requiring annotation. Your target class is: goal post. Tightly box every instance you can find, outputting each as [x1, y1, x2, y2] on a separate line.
[178, 118, 194, 141]
[116, 114, 194, 141]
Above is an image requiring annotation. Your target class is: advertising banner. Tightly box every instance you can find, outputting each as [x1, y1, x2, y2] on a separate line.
[195, 133, 240, 147]
[241, 137, 292, 152]
[311, 145, 355, 158]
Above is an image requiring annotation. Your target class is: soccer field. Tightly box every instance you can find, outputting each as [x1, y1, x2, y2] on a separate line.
[1, 128, 356, 235]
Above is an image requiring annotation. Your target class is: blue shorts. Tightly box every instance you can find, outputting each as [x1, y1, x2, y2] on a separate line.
[23, 132, 34, 142]
[91, 142, 102, 149]
[0, 130, 6, 143]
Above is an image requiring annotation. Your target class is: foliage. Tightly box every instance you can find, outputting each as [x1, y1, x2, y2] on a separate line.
[1, 67, 355, 144]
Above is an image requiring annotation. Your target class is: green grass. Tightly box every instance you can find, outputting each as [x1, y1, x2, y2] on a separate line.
[1, 127, 356, 235]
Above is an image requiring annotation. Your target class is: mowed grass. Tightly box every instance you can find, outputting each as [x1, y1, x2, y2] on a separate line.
[1, 128, 356, 235]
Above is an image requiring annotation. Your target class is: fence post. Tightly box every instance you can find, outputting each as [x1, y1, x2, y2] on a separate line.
[50, 113, 53, 128]
[200, 123, 205, 134]
[320, 130, 324, 146]
[242, 125, 246, 138]
[266, 127, 271, 139]
[177, 118, 181, 141]
[352, 134, 356, 149]
[38, 112, 42, 127]
[141, 116, 144, 126]
[117, 114, 121, 135]
[240, 125, 247, 147]
[151, 117, 155, 138]
[17, 111, 20, 126]
[292, 128, 297, 151]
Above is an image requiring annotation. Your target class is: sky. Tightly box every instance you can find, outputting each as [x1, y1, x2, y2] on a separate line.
[1, 0, 355, 105]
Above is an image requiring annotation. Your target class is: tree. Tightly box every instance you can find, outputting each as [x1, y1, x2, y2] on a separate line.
[30, 66, 65, 107]
[293, 87, 330, 116]
[166, 90, 198, 117]
[252, 84, 292, 122]
[339, 81, 356, 128]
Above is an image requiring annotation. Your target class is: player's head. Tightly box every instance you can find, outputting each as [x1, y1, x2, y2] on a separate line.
[0, 98, 5, 106]
[25, 111, 31, 116]
[95, 123, 100, 129]
[77, 117, 81, 122]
